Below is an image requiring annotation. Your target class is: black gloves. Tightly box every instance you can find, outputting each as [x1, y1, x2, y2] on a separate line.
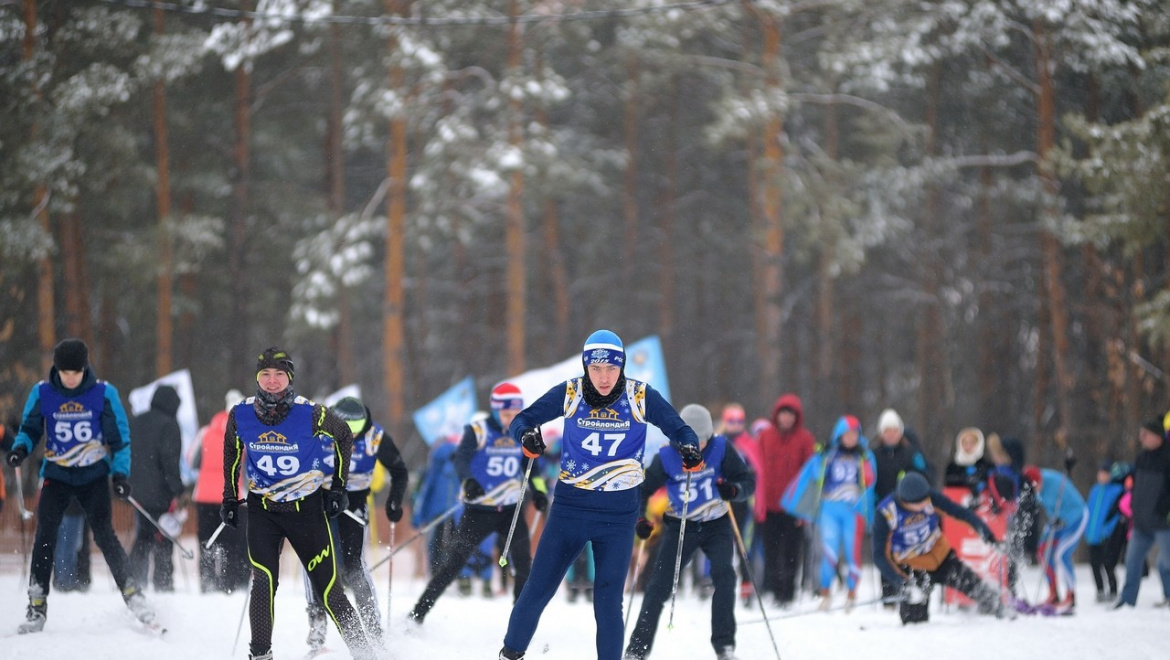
[7, 446, 28, 467]
[463, 478, 486, 501]
[220, 498, 240, 528]
[520, 428, 545, 458]
[112, 474, 132, 500]
[531, 488, 549, 512]
[678, 443, 704, 472]
[635, 517, 654, 540]
[324, 488, 349, 519]
[716, 478, 739, 501]
[385, 497, 404, 523]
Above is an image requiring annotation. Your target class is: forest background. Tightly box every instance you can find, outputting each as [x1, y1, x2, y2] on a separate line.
[2, 0, 1169, 495]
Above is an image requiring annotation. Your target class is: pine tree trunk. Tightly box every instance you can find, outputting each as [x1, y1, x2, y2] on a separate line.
[623, 52, 640, 290]
[383, 0, 411, 431]
[24, 0, 53, 372]
[656, 81, 679, 350]
[747, 7, 785, 399]
[1034, 20, 1073, 453]
[60, 213, 91, 343]
[153, 6, 174, 377]
[327, 4, 355, 387]
[504, 0, 526, 375]
[228, 1, 253, 388]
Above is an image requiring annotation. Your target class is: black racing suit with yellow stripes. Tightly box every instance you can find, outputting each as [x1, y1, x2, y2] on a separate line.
[224, 396, 374, 659]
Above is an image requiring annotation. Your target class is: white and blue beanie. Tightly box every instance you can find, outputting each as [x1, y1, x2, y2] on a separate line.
[582, 330, 625, 370]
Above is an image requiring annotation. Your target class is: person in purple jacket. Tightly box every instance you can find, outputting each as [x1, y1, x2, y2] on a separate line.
[497, 330, 701, 660]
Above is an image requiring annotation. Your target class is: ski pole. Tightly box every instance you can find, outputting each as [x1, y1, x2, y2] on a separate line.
[368, 501, 463, 572]
[127, 495, 195, 560]
[12, 464, 34, 521]
[206, 522, 227, 550]
[667, 470, 693, 630]
[386, 521, 395, 629]
[499, 456, 535, 568]
[344, 509, 367, 526]
[741, 594, 906, 624]
[232, 583, 250, 656]
[624, 537, 647, 632]
[728, 506, 782, 660]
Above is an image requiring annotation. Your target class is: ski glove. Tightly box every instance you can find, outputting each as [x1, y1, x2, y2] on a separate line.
[112, 474, 132, 500]
[463, 478, 486, 501]
[520, 428, 545, 459]
[679, 443, 705, 472]
[385, 497, 404, 523]
[531, 488, 549, 513]
[220, 498, 240, 528]
[716, 478, 739, 501]
[635, 517, 654, 540]
[7, 446, 27, 467]
[324, 488, 349, 519]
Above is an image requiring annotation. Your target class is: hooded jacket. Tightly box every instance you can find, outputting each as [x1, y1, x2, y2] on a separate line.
[128, 385, 185, 511]
[758, 394, 816, 514]
[781, 415, 877, 526]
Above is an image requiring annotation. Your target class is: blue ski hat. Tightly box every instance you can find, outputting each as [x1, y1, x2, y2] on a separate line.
[582, 330, 625, 370]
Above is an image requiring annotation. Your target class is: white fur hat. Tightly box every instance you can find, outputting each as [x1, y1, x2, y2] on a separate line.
[878, 408, 904, 434]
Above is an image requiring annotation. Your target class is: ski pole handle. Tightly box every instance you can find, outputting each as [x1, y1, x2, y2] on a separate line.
[344, 509, 368, 526]
[127, 495, 196, 560]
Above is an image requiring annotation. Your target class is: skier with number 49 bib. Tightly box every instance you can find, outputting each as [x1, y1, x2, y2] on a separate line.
[498, 330, 701, 660]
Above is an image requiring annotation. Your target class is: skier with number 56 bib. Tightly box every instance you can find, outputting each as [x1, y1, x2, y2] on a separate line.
[498, 330, 701, 660]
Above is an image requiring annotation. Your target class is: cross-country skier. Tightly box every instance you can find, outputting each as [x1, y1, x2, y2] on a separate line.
[303, 395, 408, 654]
[221, 347, 375, 660]
[497, 330, 701, 660]
[781, 414, 876, 612]
[407, 381, 547, 624]
[872, 472, 1009, 621]
[1023, 465, 1087, 612]
[624, 403, 755, 660]
[7, 338, 157, 633]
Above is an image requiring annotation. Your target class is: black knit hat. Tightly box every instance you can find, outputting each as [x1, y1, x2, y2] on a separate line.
[53, 338, 89, 372]
[896, 472, 931, 503]
[256, 347, 295, 381]
[1141, 418, 1164, 437]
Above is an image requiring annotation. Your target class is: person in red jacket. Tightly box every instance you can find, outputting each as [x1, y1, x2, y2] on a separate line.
[188, 388, 249, 593]
[757, 393, 816, 607]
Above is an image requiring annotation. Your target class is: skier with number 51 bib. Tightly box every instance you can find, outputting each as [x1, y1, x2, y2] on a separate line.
[497, 330, 701, 660]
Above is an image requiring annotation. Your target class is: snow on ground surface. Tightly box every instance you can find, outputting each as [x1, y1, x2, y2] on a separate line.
[0, 538, 1165, 660]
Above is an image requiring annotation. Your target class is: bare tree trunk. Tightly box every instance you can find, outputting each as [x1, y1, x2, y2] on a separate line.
[656, 81, 679, 350]
[228, 1, 254, 387]
[504, 0, 526, 376]
[976, 158, 997, 422]
[622, 52, 640, 289]
[815, 96, 838, 417]
[383, 0, 411, 431]
[742, 18, 768, 413]
[917, 61, 949, 446]
[326, 4, 355, 387]
[153, 6, 174, 377]
[60, 213, 91, 343]
[24, 0, 53, 372]
[746, 6, 785, 400]
[1034, 21, 1073, 452]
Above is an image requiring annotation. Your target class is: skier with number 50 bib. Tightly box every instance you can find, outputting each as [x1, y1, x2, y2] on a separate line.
[498, 330, 701, 660]
[407, 381, 546, 624]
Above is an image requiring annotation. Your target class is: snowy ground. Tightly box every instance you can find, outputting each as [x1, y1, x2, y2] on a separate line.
[0, 537, 1165, 660]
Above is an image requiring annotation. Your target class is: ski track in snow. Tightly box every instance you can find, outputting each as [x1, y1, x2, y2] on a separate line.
[0, 544, 1164, 660]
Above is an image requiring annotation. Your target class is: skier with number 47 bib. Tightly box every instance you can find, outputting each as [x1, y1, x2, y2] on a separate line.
[498, 330, 701, 660]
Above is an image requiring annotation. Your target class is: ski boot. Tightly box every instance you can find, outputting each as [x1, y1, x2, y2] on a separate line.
[716, 646, 740, 660]
[250, 649, 273, 660]
[844, 590, 857, 614]
[17, 597, 47, 634]
[122, 586, 156, 625]
[499, 646, 524, 660]
[817, 589, 832, 611]
[306, 604, 328, 654]
[457, 575, 472, 596]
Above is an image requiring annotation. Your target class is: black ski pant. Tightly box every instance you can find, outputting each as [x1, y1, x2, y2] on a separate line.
[307, 490, 383, 641]
[129, 506, 174, 591]
[762, 510, 803, 603]
[626, 514, 737, 659]
[246, 491, 372, 659]
[410, 504, 531, 621]
[908, 551, 1000, 613]
[1089, 525, 1126, 595]
[196, 502, 250, 592]
[30, 476, 136, 603]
